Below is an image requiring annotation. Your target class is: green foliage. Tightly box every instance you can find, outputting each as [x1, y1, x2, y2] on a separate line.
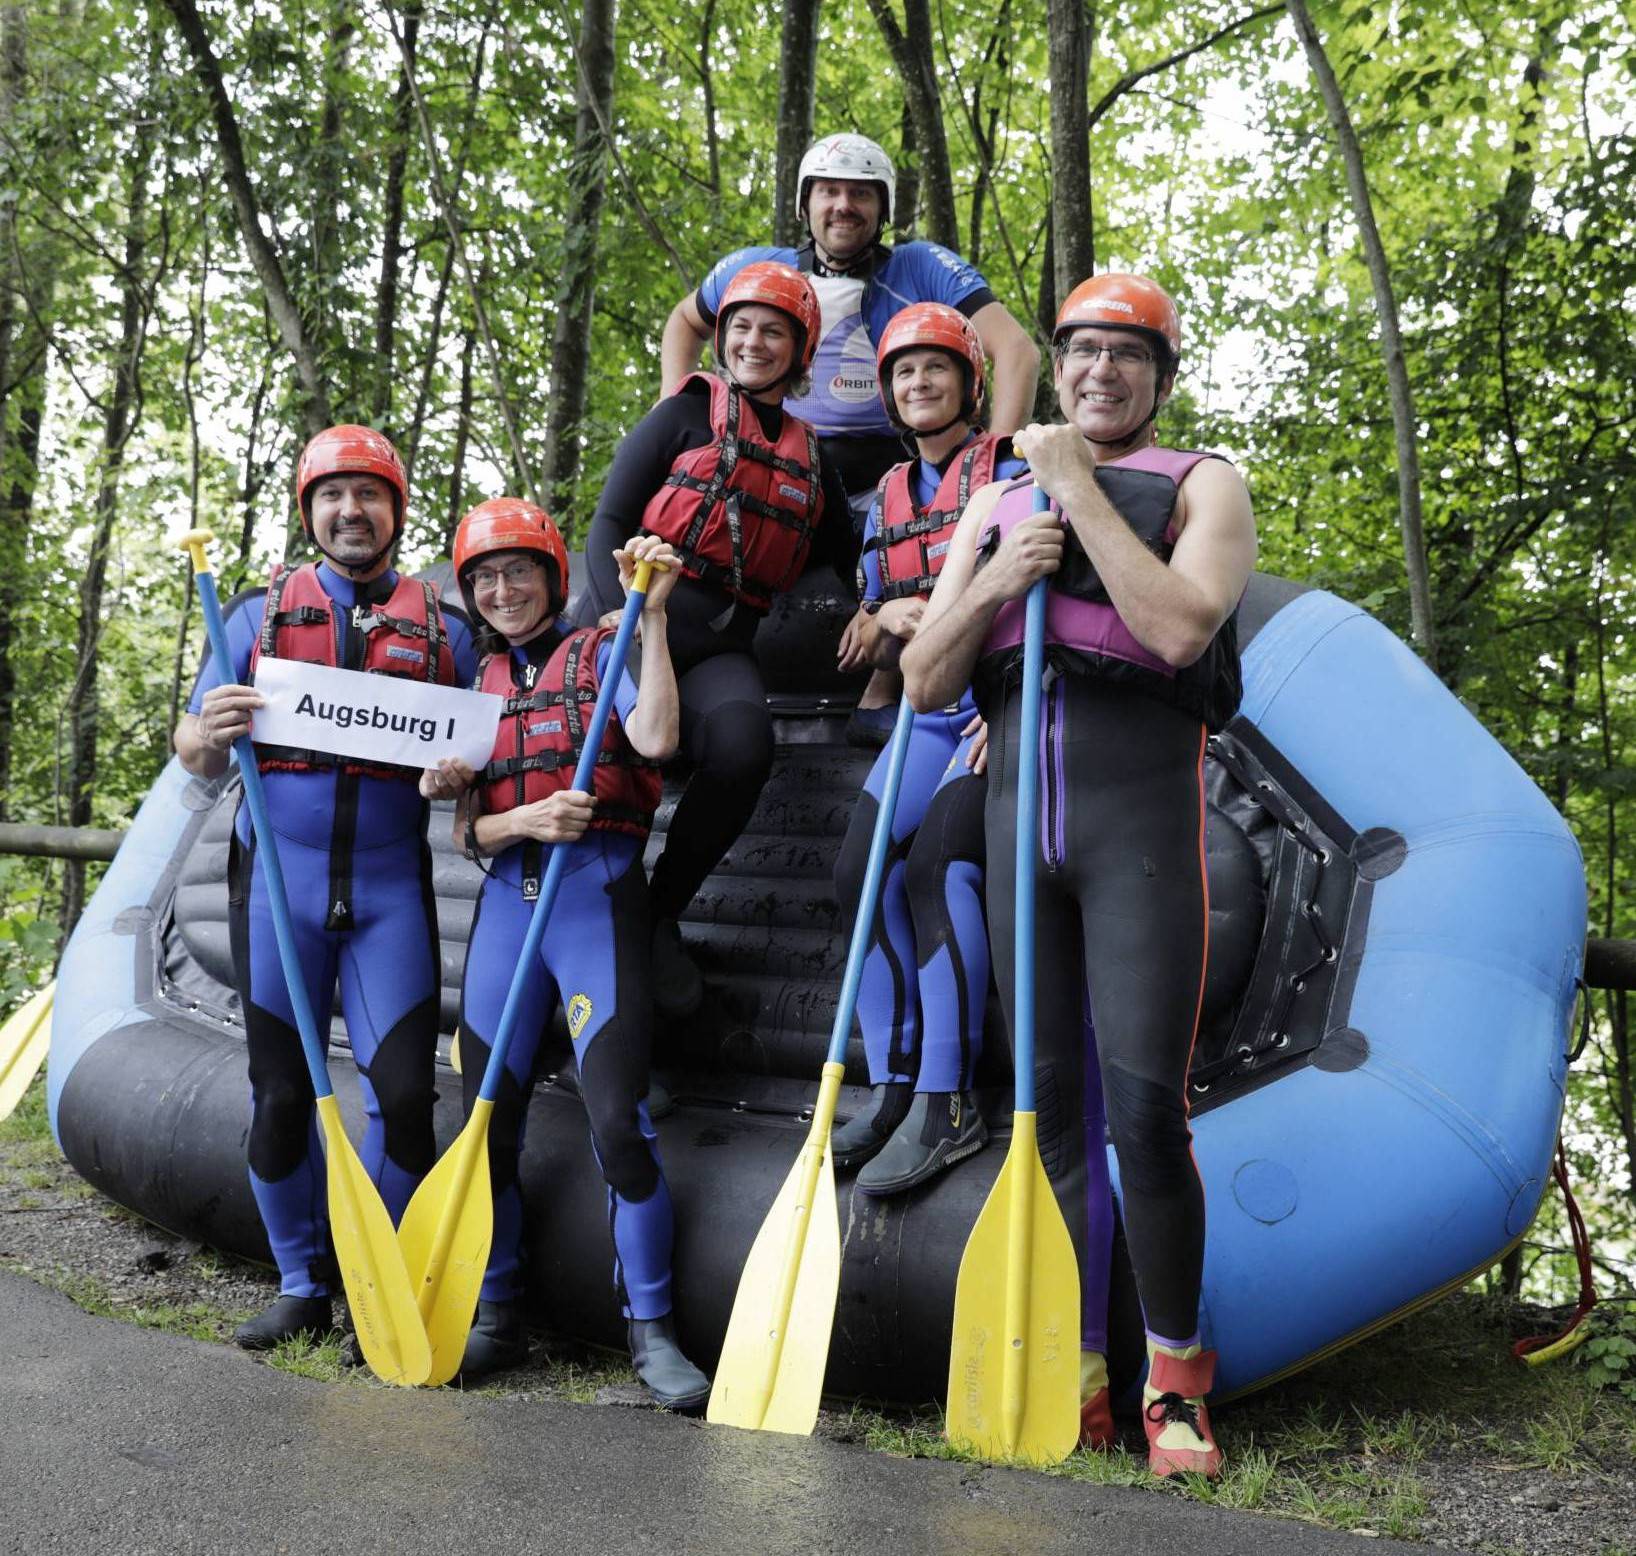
[1577, 1303, 1636, 1403]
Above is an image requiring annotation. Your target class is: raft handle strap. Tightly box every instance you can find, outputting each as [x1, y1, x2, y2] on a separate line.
[1568, 976, 1592, 1064]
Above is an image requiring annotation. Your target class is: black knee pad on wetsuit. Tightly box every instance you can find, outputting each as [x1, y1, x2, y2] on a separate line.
[1100, 1060, 1196, 1197]
[458, 1033, 530, 1198]
[243, 1004, 319, 1183]
[696, 697, 775, 792]
[833, 790, 879, 916]
[904, 774, 985, 958]
[577, 1031, 662, 1203]
[359, 997, 438, 1176]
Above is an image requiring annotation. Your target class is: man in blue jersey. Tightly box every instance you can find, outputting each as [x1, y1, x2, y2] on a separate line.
[174, 425, 478, 1352]
[660, 132, 1039, 744]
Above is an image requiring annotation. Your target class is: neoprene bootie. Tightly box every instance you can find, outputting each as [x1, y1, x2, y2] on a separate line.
[1142, 1340, 1223, 1477]
[857, 1089, 987, 1195]
[459, 1300, 528, 1380]
[830, 1081, 913, 1170]
[650, 918, 704, 1019]
[1078, 1349, 1116, 1451]
[233, 1294, 332, 1351]
[628, 1314, 710, 1411]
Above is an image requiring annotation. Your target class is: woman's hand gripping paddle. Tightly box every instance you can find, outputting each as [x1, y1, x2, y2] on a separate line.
[398, 560, 659, 1386]
[0, 982, 54, 1122]
[945, 491, 1080, 1464]
[708, 696, 917, 1435]
[179, 530, 432, 1387]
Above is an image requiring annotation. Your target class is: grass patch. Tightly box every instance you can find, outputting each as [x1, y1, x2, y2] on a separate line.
[15, 1262, 228, 1343]
[0, 1074, 51, 1147]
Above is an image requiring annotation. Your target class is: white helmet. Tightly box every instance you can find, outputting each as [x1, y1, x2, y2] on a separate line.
[798, 133, 896, 228]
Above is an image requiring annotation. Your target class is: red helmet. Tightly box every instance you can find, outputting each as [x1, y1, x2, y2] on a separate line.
[715, 261, 821, 374]
[453, 497, 570, 614]
[875, 302, 986, 426]
[295, 424, 409, 531]
[1054, 273, 1181, 362]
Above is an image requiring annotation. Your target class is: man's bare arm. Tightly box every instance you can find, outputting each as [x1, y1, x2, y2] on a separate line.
[970, 301, 1042, 436]
[660, 293, 711, 397]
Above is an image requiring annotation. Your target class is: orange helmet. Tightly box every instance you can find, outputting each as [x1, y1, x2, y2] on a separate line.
[295, 424, 409, 531]
[453, 497, 570, 615]
[876, 302, 986, 426]
[1054, 273, 1181, 363]
[716, 261, 821, 375]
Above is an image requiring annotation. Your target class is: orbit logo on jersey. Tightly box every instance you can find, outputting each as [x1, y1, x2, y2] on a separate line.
[827, 317, 881, 404]
[566, 993, 594, 1041]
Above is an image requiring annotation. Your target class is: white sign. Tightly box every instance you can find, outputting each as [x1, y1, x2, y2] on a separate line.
[252, 658, 502, 772]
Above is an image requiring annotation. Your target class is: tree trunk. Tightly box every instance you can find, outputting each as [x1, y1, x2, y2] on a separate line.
[1048, 0, 1093, 299]
[894, 100, 919, 242]
[372, 0, 420, 427]
[1285, 0, 1437, 670]
[772, 0, 820, 247]
[863, 0, 958, 247]
[59, 54, 160, 939]
[0, 2, 29, 823]
[445, 328, 475, 553]
[542, 0, 617, 517]
[697, 0, 721, 215]
[159, 0, 333, 435]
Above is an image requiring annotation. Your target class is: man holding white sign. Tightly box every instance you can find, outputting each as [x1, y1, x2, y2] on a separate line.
[174, 424, 478, 1352]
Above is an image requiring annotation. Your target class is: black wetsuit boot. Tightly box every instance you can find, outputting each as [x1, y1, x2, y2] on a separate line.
[830, 1081, 913, 1169]
[234, 1294, 332, 1351]
[628, 1315, 710, 1411]
[459, 1300, 528, 1380]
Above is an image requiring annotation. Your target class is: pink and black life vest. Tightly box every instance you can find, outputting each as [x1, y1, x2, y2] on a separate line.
[976, 446, 1241, 730]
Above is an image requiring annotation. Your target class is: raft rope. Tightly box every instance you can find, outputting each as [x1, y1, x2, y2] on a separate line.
[1513, 1135, 1598, 1366]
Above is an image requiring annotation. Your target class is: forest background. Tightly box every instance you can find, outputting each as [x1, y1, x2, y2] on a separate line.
[0, 0, 1630, 1303]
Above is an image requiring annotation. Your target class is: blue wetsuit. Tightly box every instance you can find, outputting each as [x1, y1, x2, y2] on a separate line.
[458, 628, 675, 1318]
[832, 440, 1024, 1093]
[695, 239, 995, 500]
[188, 565, 477, 1299]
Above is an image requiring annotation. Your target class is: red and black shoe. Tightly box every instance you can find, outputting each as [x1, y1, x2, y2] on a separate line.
[1142, 1345, 1223, 1478]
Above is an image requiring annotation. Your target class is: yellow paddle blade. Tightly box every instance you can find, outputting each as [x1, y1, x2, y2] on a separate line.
[398, 1101, 495, 1387]
[448, 1030, 462, 1075]
[0, 983, 53, 1123]
[708, 1063, 845, 1435]
[316, 1095, 433, 1387]
[946, 1111, 1080, 1465]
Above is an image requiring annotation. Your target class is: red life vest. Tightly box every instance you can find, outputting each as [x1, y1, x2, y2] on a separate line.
[476, 627, 662, 848]
[865, 434, 1006, 603]
[639, 373, 824, 611]
[248, 562, 457, 779]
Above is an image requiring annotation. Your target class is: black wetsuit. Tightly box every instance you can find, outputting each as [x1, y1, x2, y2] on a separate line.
[586, 388, 855, 923]
[982, 678, 1211, 1345]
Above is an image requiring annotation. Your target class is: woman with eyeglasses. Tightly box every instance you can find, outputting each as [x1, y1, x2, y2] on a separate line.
[421, 498, 710, 1409]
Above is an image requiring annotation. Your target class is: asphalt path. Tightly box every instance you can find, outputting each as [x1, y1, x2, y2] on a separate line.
[0, 1271, 1445, 1556]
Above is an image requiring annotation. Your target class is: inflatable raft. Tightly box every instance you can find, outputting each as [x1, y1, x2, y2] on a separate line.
[46, 569, 1586, 1403]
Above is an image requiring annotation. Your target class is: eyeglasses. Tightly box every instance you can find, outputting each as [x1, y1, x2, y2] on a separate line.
[1062, 340, 1154, 368]
[469, 560, 542, 592]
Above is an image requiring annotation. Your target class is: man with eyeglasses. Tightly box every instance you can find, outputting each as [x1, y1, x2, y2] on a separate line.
[901, 274, 1256, 1477]
[174, 425, 477, 1353]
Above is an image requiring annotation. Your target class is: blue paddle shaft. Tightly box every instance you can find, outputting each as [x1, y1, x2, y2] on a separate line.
[824, 696, 916, 1069]
[192, 567, 336, 1102]
[1013, 485, 1053, 1115]
[475, 584, 651, 1104]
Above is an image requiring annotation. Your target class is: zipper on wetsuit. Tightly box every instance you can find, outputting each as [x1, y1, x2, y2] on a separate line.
[1042, 665, 1064, 871]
